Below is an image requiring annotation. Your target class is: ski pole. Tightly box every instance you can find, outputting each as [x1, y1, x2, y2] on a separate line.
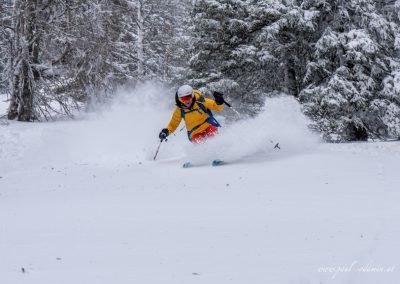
[223, 99, 241, 118]
[153, 139, 166, 160]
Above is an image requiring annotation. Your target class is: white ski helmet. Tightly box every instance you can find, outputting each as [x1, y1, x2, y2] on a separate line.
[177, 85, 194, 98]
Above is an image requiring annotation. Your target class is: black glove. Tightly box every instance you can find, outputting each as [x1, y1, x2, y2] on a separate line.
[213, 91, 224, 105]
[159, 128, 169, 140]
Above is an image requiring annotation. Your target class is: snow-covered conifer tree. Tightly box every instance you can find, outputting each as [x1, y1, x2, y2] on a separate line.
[299, 0, 400, 141]
[192, 0, 400, 140]
[191, 0, 265, 113]
[190, 0, 318, 113]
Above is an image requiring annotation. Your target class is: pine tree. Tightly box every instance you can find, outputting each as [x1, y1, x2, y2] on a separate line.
[299, 0, 400, 141]
[191, 0, 400, 140]
[190, 0, 317, 113]
[190, 0, 264, 114]
[128, 0, 193, 81]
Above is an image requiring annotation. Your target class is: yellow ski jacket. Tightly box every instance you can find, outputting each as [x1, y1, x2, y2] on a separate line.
[167, 90, 224, 140]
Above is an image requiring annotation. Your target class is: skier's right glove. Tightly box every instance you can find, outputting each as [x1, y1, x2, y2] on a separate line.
[159, 128, 169, 140]
[213, 91, 224, 105]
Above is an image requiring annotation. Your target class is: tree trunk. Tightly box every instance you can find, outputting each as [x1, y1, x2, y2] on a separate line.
[8, 0, 37, 121]
[285, 57, 298, 97]
[137, 0, 144, 77]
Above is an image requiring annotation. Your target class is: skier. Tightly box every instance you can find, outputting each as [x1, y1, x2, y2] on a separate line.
[158, 85, 225, 143]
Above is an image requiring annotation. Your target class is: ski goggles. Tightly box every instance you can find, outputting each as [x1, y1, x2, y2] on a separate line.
[179, 95, 193, 103]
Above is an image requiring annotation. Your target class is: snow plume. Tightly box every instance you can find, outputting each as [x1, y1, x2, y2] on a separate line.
[183, 95, 320, 165]
[0, 82, 176, 169]
[52, 81, 181, 165]
[0, 85, 318, 169]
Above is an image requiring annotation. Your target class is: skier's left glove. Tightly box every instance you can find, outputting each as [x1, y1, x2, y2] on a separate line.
[213, 91, 224, 105]
[159, 128, 169, 140]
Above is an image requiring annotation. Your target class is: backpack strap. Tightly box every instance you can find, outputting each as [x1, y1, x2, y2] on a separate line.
[184, 101, 221, 141]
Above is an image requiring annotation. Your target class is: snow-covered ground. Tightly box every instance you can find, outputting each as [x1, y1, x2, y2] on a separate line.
[0, 93, 8, 118]
[1, 84, 399, 284]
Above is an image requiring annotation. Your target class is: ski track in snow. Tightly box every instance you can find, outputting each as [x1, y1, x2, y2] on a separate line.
[1, 84, 400, 284]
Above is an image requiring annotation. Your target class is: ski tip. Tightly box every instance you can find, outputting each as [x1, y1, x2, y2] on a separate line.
[182, 162, 192, 168]
[212, 160, 225, 166]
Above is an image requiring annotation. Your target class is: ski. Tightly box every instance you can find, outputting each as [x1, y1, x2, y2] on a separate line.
[182, 162, 192, 168]
[182, 160, 225, 168]
[211, 159, 225, 166]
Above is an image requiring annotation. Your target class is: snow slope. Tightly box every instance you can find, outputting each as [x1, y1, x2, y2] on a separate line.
[1, 83, 399, 284]
[0, 93, 8, 118]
